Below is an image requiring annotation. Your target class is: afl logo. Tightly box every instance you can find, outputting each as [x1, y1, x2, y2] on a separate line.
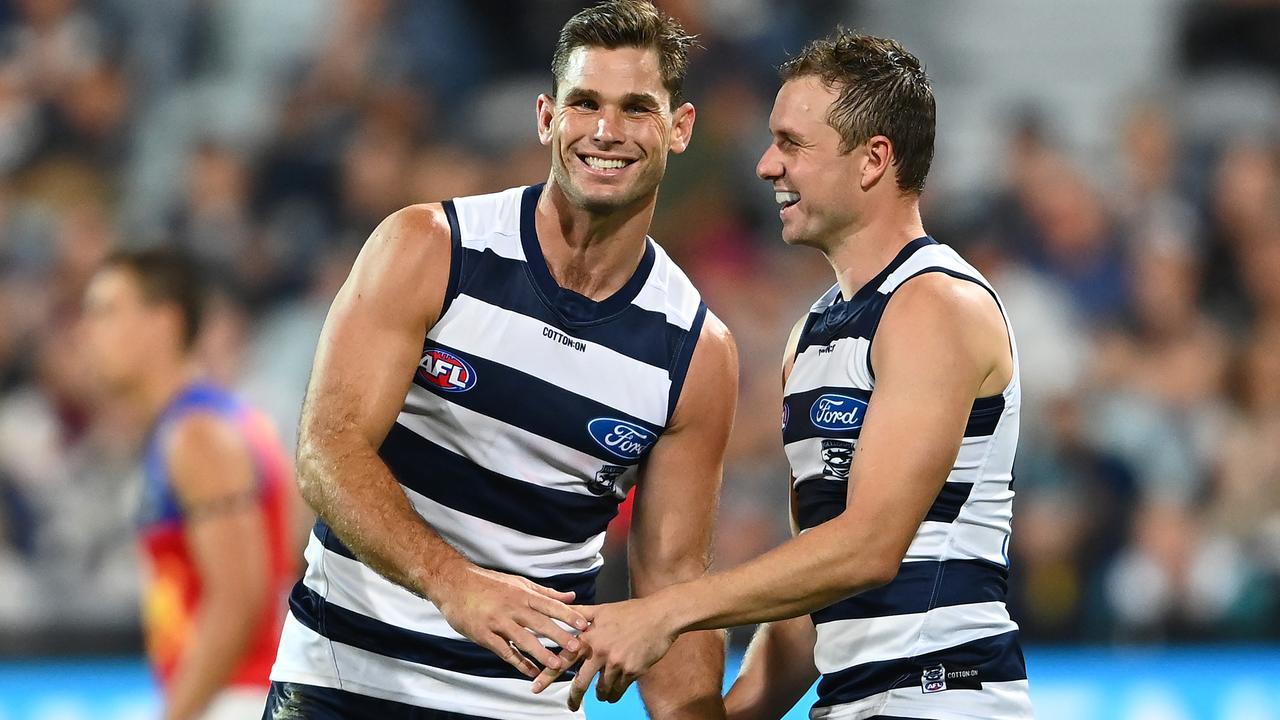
[587, 418, 656, 461]
[417, 347, 476, 392]
[810, 394, 867, 431]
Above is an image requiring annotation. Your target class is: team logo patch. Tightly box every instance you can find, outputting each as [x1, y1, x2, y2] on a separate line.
[417, 347, 476, 392]
[821, 439, 853, 479]
[587, 418, 656, 461]
[809, 393, 867, 431]
[921, 664, 947, 694]
[589, 464, 626, 496]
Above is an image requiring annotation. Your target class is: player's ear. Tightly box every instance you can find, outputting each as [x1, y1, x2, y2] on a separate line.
[860, 135, 892, 190]
[536, 94, 555, 146]
[668, 102, 695, 154]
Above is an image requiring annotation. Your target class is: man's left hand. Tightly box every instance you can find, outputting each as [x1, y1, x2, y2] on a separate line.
[530, 596, 681, 710]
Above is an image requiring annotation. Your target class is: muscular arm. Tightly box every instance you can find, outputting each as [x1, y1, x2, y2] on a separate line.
[297, 205, 585, 676]
[630, 313, 738, 719]
[162, 414, 269, 720]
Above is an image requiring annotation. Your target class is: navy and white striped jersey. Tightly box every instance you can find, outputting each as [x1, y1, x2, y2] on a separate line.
[270, 184, 708, 717]
[783, 237, 1033, 720]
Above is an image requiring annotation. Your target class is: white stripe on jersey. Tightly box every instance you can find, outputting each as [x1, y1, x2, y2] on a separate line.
[451, 188, 527, 260]
[812, 601, 1019, 674]
[430, 293, 673, 426]
[809, 680, 1034, 720]
[398, 385, 639, 499]
[272, 614, 586, 719]
[301, 535, 466, 641]
[403, 485, 606, 576]
[786, 336, 873, 395]
[631, 242, 704, 330]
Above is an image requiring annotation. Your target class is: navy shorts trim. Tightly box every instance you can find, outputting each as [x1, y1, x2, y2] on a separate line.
[262, 682, 498, 720]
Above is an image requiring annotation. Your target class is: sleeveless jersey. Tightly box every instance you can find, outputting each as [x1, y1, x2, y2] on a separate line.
[139, 382, 297, 690]
[783, 237, 1033, 720]
[270, 184, 707, 717]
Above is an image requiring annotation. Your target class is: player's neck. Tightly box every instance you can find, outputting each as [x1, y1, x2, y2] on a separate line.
[825, 198, 925, 301]
[534, 181, 655, 301]
[130, 360, 203, 428]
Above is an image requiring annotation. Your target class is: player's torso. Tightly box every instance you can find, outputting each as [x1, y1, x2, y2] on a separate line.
[139, 383, 295, 690]
[275, 184, 706, 716]
[782, 238, 1033, 720]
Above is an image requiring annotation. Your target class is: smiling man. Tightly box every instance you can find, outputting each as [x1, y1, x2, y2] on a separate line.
[535, 30, 1034, 720]
[263, 2, 737, 719]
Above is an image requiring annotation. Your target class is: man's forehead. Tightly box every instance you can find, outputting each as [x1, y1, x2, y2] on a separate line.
[560, 45, 668, 99]
[770, 78, 835, 128]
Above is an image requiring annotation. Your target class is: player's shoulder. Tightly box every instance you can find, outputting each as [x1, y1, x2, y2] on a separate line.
[164, 411, 254, 495]
[368, 203, 452, 258]
[348, 203, 455, 297]
[877, 270, 1008, 375]
[887, 270, 1001, 330]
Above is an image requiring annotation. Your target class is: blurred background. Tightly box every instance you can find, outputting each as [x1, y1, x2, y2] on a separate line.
[0, 0, 1277, 718]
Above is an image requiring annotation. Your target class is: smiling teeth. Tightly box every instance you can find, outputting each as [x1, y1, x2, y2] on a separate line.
[776, 191, 800, 206]
[584, 156, 629, 170]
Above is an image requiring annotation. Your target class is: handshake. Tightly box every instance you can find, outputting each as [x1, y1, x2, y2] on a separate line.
[436, 565, 689, 713]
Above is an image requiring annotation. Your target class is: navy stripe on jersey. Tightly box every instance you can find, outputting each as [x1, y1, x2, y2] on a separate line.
[288, 582, 573, 682]
[813, 629, 1026, 708]
[666, 302, 707, 422]
[796, 294, 890, 355]
[783, 388, 1004, 446]
[794, 478, 975, 530]
[379, 423, 621, 544]
[519, 184, 658, 325]
[412, 339, 663, 467]
[811, 559, 1009, 625]
[440, 200, 464, 320]
[454, 246, 686, 370]
[311, 520, 601, 601]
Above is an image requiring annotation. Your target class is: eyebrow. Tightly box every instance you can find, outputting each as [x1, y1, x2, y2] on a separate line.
[562, 88, 663, 108]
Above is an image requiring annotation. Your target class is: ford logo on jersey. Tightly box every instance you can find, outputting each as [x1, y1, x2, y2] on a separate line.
[587, 418, 656, 460]
[417, 347, 476, 392]
[810, 393, 867, 431]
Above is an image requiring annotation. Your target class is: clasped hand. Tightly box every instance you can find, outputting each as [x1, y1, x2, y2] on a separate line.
[530, 597, 679, 711]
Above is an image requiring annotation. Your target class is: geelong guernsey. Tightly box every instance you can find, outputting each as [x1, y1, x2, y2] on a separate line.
[783, 237, 1033, 720]
[270, 184, 707, 718]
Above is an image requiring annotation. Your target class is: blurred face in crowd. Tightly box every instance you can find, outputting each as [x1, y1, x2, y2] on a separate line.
[538, 46, 695, 214]
[757, 76, 874, 250]
[81, 267, 185, 392]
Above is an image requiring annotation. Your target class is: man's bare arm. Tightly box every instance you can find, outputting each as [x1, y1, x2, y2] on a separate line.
[723, 616, 817, 720]
[162, 414, 269, 720]
[628, 313, 738, 719]
[297, 205, 585, 677]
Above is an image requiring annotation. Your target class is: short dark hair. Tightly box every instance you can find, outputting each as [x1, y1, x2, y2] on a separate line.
[102, 248, 207, 350]
[780, 29, 936, 194]
[551, 0, 698, 108]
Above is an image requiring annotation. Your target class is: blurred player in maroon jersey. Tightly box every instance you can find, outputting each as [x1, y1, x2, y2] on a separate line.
[81, 249, 299, 720]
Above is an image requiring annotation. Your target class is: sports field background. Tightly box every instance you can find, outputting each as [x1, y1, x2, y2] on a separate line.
[0, 1, 1277, 719]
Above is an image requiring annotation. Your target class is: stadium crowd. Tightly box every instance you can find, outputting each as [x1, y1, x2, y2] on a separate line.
[0, 0, 1276, 654]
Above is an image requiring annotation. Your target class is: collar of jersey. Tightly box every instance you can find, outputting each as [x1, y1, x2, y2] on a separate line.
[518, 183, 657, 327]
[812, 235, 937, 335]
